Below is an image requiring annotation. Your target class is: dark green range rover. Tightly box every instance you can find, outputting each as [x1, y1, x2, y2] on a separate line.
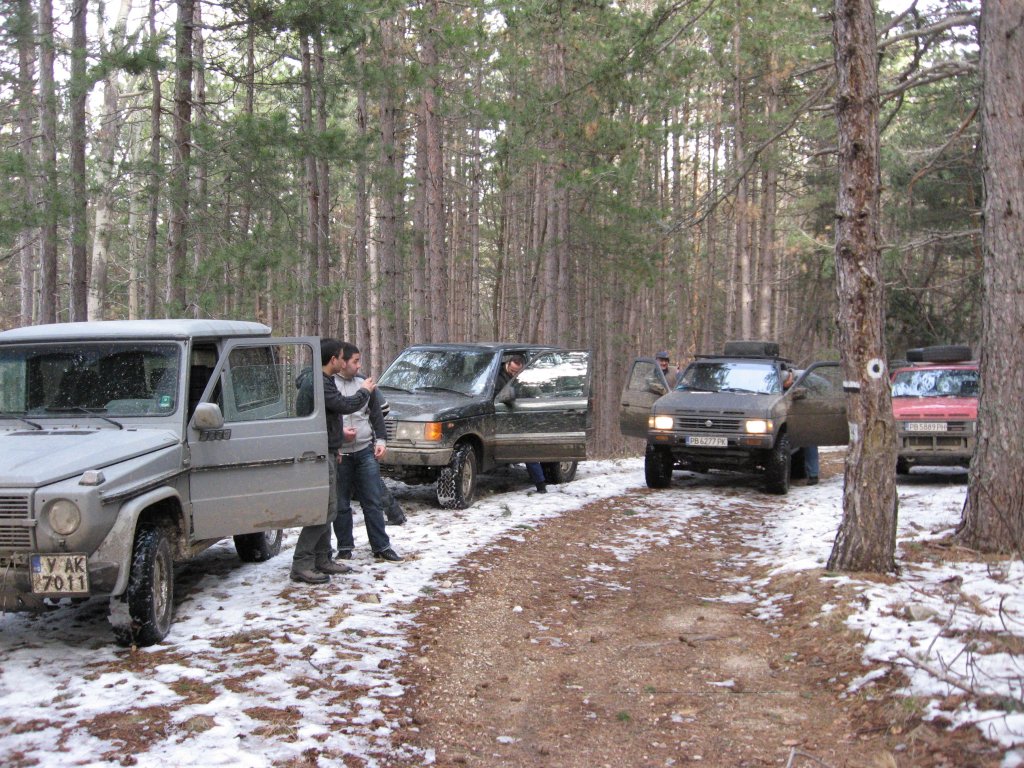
[620, 341, 847, 494]
[378, 343, 592, 508]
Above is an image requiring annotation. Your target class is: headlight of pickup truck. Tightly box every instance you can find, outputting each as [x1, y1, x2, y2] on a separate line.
[46, 499, 82, 535]
[744, 419, 773, 434]
[395, 422, 443, 442]
[650, 415, 675, 430]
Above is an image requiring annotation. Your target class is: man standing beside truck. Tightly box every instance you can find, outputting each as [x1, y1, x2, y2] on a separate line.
[291, 339, 377, 584]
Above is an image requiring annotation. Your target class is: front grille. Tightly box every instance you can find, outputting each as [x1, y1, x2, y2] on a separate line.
[0, 495, 33, 549]
[385, 418, 396, 441]
[677, 416, 743, 433]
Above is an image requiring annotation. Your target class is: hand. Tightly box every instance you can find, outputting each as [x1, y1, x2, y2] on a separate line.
[373, 443, 387, 460]
[343, 426, 357, 442]
[361, 376, 377, 393]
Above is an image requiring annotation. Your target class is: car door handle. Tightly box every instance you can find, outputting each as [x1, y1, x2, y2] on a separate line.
[297, 451, 322, 463]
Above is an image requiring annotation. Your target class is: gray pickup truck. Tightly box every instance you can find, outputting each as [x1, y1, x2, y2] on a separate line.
[620, 341, 847, 494]
[0, 320, 333, 646]
[377, 343, 592, 508]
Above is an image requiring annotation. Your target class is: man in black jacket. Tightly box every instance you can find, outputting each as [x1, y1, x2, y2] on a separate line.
[291, 339, 377, 584]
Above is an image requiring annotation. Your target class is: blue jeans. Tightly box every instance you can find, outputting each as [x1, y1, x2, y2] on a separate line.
[526, 462, 545, 485]
[804, 446, 820, 478]
[292, 449, 338, 572]
[334, 446, 391, 554]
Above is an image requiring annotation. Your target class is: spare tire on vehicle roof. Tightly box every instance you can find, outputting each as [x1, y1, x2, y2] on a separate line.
[723, 340, 780, 357]
[906, 345, 972, 363]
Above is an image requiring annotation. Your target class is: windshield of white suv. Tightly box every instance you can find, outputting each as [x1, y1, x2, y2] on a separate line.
[379, 349, 496, 397]
[0, 342, 182, 417]
[892, 368, 979, 398]
[677, 360, 782, 395]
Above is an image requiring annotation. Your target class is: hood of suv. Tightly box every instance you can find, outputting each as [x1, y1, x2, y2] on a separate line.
[653, 390, 782, 417]
[383, 390, 494, 422]
[0, 427, 179, 487]
[892, 397, 977, 421]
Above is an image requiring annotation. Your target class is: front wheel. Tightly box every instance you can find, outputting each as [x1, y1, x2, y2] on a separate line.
[234, 529, 283, 562]
[644, 446, 673, 488]
[436, 443, 478, 509]
[542, 460, 578, 485]
[112, 527, 174, 647]
[896, 457, 910, 475]
[765, 433, 792, 495]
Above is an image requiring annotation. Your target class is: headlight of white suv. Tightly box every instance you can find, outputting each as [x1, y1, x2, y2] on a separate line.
[47, 499, 82, 535]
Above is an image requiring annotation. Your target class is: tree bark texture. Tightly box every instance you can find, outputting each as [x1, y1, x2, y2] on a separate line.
[16, 0, 36, 326]
[166, 0, 194, 316]
[826, 0, 898, 574]
[958, 0, 1024, 554]
[37, 0, 58, 324]
[69, 0, 89, 321]
[143, 0, 161, 319]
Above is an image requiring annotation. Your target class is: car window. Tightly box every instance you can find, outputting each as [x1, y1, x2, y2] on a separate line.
[515, 351, 589, 399]
[221, 342, 314, 422]
[379, 349, 496, 396]
[892, 368, 979, 398]
[678, 361, 781, 394]
[0, 342, 181, 417]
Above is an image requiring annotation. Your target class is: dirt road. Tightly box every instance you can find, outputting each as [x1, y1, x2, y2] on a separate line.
[385, 471, 1000, 767]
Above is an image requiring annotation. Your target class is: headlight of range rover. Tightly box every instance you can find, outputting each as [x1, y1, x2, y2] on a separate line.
[395, 422, 443, 442]
[650, 415, 675, 430]
[46, 499, 82, 535]
[744, 419, 773, 434]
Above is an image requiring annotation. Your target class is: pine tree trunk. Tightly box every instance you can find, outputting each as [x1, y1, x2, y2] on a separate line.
[314, 32, 331, 336]
[958, 0, 1024, 554]
[16, 0, 36, 326]
[88, 0, 133, 321]
[423, 0, 447, 342]
[827, 0, 898, 574]
[299, 33, 319, 335]
[143, 0, 161, 318]
[190, 0, 206, 319]
[732, 18, 752, 340]
[166, 0, 194, 316]
[37, 0, 58, 324]
[69, 0, 89, 321]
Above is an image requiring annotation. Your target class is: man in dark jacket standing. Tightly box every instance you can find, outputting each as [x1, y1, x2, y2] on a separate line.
[291, 339, 377, 584]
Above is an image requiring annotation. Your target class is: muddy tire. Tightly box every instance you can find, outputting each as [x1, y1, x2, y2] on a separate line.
[234, 529, 283, 563]
[896, 457, 910, 475]
[436, 443, 477, 509]
[645, 445, 673, 489]
[765, 433, 792, 495]
[112, 527, 174, 647]
[542, 461, 578, 485]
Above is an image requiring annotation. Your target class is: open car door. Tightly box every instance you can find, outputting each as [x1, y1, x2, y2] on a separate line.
[619, 357, 668, 439]
[786, 362, 849, 448]
[492, 349, 591, 463]
[188, 338, 329, 541]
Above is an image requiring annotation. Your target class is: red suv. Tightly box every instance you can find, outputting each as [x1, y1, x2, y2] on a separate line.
[891, 345, 978, 474]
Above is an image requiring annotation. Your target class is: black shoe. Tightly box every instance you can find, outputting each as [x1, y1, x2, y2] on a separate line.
[386, 517, 407, 526]
[807, 477, 819, 486]
[335, 550, 353, 560]
[317, 560, 354, 575]
[535, 483, 547, 494]
[290, 568, 330, 584]
[373, 548, 404, 562]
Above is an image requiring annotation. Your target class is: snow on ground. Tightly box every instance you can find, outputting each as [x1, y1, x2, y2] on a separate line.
[1, 455, 1021, 767]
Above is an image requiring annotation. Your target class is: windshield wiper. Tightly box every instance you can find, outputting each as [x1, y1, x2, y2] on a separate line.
[679, 385, 715, 393]
[379, 384, 413, 393]
[44, 406, 124, 429]
[415, 386, 469, 397]
[718, 387, 760, 394]
[2, 414, 43, 430]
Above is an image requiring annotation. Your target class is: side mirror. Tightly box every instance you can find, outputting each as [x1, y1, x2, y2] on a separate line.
[648, 382, 668, 396]
[192, 402, 225, 430]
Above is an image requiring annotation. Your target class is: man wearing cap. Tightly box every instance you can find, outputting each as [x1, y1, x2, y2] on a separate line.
[655, 351, 681, 389]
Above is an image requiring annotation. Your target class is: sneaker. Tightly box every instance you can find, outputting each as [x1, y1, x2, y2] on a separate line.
[290, 568, 330, 584]
[317, 560, 354, 575]
[807, 477, 819, 486]
[535, 483, 547, 494]
[373, 548, 404, 562]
